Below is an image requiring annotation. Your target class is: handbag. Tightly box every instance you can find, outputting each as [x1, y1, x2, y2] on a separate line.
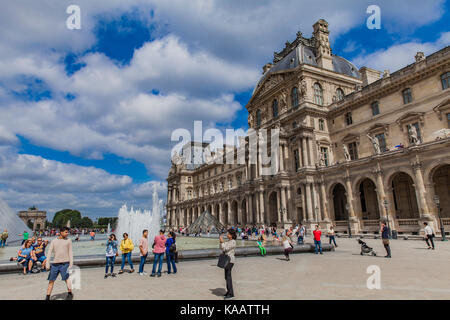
[169, 243, 177, 253]
[217, 253, 230, 269]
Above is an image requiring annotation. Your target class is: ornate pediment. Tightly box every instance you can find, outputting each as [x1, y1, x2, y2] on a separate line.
[342, 133, 360, 143]
[367, 123, 389, 136]
[433, 98, 450, 120]
[261, 74, 285, 94]
[395, 112, 425, 131]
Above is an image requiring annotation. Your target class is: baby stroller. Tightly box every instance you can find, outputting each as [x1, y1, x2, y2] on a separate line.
[358, 239, 377, 256]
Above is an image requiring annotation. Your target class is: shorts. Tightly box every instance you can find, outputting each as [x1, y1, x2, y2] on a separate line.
[37, 255, 47, 263]
[48, 262, 70, 281]
[18, 257, 30, 265]
[284, 248, 293, 255]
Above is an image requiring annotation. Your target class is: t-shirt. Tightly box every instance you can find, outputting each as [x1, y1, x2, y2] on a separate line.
[18, 247, 32, 258]
[47, 237, 74, 267]
[381, 226, 390, 239]
[33, 243, 47, 258]
[282, 239, 291, 249]
[1, 232, 8, 240]
[313, 230, 322, 241]
[153, 235, 167, 254]
[139, 237, 149, 256]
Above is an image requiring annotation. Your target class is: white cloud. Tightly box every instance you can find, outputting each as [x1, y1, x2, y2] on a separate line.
[0, 0, 446, 217]
[353, 32, 450, 72]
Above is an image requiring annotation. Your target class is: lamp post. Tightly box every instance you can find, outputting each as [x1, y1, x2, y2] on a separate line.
[345, 203, 352, 238]
[434, 195, 447, 241]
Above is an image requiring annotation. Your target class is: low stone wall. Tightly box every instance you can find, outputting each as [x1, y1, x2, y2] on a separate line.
[0, 243, 333, 274]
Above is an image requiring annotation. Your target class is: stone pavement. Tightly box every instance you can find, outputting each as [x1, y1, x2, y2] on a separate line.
[1, 236, 449, 300]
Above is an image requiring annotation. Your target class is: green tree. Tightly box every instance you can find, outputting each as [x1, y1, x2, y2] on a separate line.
[52, 209, 82, 228]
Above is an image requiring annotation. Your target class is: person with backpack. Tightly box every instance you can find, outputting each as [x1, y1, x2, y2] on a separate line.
[119, 233, 135, 274]
[165, 231, 177, 274]
[105, 233, 118, 278]
[423, 222, 435, 250]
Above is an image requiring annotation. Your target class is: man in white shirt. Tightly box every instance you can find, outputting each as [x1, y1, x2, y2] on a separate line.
[297, 224, 305, 245]
[423, 222, 435, 250]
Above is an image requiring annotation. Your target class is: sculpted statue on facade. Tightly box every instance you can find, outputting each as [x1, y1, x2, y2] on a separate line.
[366, 134, 381, 154]
[408, 124, 420, 145]
[343, 144, 351, 162]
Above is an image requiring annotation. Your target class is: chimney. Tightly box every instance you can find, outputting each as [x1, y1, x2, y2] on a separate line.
[359, 67, 382, 86]
[312, 19, 333, 70]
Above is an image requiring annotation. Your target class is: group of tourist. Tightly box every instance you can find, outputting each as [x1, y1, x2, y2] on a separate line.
[5, 218, 440, 300]
[103, 229, 178, 278]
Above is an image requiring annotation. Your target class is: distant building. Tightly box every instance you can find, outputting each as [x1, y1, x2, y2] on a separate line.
[18, 206, 47, 231]
[166, 19, 450, 236]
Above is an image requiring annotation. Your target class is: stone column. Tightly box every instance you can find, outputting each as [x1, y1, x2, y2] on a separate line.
[238, 201, 243, 225]
[345, 176, 356, 218]
[259, 192, 265, 224]
[280, 186, 288, 222]
[412, 159, 431, 219]
[227, 200, 232, 226]
[320, 180, 330, 221]
[302, 137, 308, 167]
[218, 203, 223, 224]
[254, 193, 259, 223]
[248, 194, 254, 223]
[312, 182, 322, 221]
[286, 186, 292, 221]
[373, 166, 389, 221]
[297, 138, 303, 167]
[308, 136, 315, 166]
[277, 189, 281, 223]
[305, 183, 314, 221]
[279, 143, 285, 172]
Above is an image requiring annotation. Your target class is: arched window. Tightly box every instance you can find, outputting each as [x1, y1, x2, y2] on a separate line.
[336, 88, 344, 101]
[402, 88, 412, 104]
[442, 72, 450, 90]
[314, 83, 323, 106]
[291, 87, 299, 108]
[256, 109, 262, 126]
[272, 99, 279, 118]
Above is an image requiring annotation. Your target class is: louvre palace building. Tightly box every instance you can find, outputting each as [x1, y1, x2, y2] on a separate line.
[166, 19, 450, 235]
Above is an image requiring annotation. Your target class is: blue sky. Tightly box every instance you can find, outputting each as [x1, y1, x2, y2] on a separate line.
[0, 0, 449, 219]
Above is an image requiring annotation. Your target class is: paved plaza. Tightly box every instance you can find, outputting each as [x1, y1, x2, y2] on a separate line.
[1, 236, 450, 300]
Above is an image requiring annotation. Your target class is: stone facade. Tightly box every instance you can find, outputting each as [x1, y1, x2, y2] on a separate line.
[166, 19, 450, 235]
[18, 206, 47, 231]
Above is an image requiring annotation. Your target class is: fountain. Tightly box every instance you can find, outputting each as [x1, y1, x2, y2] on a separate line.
[107, 222, 111, 235]
[116, 184, 164, 246]
[0, 197, 32, 243]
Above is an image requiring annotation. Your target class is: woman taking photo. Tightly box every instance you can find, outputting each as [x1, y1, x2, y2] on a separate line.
[105, 233, 118, 278]
[219, 228, 236, 299]
[119, 233, 134, 274]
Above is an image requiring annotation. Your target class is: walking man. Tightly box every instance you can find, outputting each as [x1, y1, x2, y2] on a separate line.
[45, 227, 74, 300]
[138, 229, 149, 275]
[381, 221, 391, 258]
[313, 225, 323, 255]
[423, 222, 435, 250]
